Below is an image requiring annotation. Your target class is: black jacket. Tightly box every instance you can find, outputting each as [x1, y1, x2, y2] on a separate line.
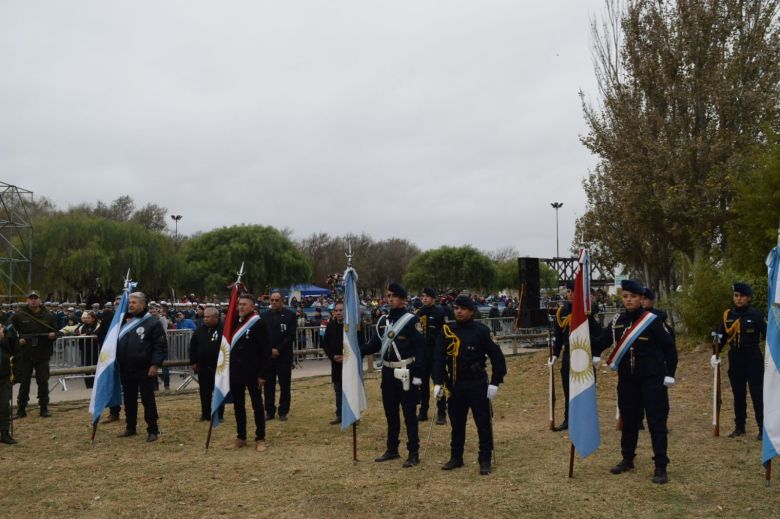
[416, 304, 445, 367]
[322, 318, 343, 360]
[0, 332, 19, 381]
[260, 307, 297, 359]
[718, 306, 766, 352]
[361, 308, 426, 378]
[189, 322, 223, 370]
[230, 314, 271, 385]
[552, 302, 602, 358]
[432, 318, 507, 387]
[116, 311, 168, 372]
[9, 305, 58, 361]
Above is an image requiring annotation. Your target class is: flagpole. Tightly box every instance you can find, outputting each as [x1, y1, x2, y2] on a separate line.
[91, 422, 98, 445]
[205, 262, 245, 452]
[344, 241, 360, 463]
[568, 443, 575, 478]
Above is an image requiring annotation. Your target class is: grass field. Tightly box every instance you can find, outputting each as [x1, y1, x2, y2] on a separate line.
[1, 344, 777, 518]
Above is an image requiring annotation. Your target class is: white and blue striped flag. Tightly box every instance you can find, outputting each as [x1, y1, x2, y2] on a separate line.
[88, 281, 136, 425]
[341, 266, 367, 429]
[569, 249, 600, 458]
[763, 246, 780, 466]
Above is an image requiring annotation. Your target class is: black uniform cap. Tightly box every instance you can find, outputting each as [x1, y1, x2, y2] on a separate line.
[387, 282, 408, 299]
[733, 282, 753, 297]
[421, 287, 437, 298]
[453, 295, 475, 311]
[643, 288, 655, 300]
[620, 279, 644, 295]
[564, 281, 575, 290]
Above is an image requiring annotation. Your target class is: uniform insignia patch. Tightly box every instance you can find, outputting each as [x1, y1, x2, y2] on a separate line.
[415, 322, 423, 333]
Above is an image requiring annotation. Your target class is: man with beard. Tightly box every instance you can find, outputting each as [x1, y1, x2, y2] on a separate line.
[189, 307, 224, 422]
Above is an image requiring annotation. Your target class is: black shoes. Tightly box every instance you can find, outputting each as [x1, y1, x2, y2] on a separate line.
[436, 413, 447, 425]
[13, 407, 26, 419]
[728, 428, 746, 438]
[329, 417, 341, 425]
[146, 433, 159, 443]
[40, 407, 51, 418]
[441, 458, 464, 470]
[479, 460, 492, 475]
[0, 432, 16, 445]
[757, 432, 763, 441]
[265, 413, 275, 421]
[102, 414, 120, 424]
[279, 414, 288, 422]
[374, 450, 401, 462]
[417, 412, 428, 422]
[553, 420, 568, 432]
[402, 452, 420, 468]
[610, 459, 635, 474]
[652, 466, 668, 484]
[117, 429, 137, 438]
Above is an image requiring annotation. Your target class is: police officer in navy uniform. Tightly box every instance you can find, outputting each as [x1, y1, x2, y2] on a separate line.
[641, 288, 674, 337]
[548, 281, 574, 431]
[361, 283, 425, 468]
[715, 282, 766, 440]
[433, 295, 506, 475]
[416, 287, 446, 424]
[592, 280, 677, 484]
[261, 292, 297, 421]
[116, 292, 168, 442]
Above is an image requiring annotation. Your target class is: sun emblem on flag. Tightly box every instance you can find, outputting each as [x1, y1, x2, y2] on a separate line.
[569, 337, 594, 384]
[98, 351, 110, 365]
[216, 341, 230, 375]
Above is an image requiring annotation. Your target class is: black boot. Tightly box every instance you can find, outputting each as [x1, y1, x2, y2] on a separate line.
[553, 419, 568, 432]
[117, 429, 137, 438]
[436, 412, 447, 425]
[417, 411, 428, 422]
[402, 452, 420, 468]
[0, 431, 17, 445]
[652, 466, 668, 484]
[728, 428, 746, 438]
[441, 457, 464, 470]
[479, 459, 492, 475]
[374, 450, 401, 462]
[610, 459, 634, 474]
[13, 406, 26, 419]
[40, 406, 52, 418]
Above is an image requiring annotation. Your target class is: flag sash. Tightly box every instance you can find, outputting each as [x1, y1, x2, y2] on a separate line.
[606, 312, 657, 371]
[118, 314, 152, 340]
[230, 314, 260, 348]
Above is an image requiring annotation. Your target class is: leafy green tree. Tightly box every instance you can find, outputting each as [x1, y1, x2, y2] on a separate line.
[404, 246, 496, 293]
[177, 225, 311, 296]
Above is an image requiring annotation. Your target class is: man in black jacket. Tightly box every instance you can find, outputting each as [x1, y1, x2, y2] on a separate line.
[189, 307, 224, 422]
[416, 287, 446, 424]
[229, 294, 271, 451]
[116, 292, 168, 442]
[322, 301, 345, 425]
[361, 283, 426, 468]
[433, 295, 507, 475]
[716, 282, 766, 440]
[0, 323, 19, 444]
[261, 292, 297, 421]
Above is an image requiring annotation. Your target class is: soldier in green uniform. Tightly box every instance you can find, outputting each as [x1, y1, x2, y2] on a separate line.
[10, 291, 58, 418]
[0, 322, 19, 444]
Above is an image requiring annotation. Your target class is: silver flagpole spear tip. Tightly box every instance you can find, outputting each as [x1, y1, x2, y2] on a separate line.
[345, 240, 353, 268]
[237, 261, 245, 284]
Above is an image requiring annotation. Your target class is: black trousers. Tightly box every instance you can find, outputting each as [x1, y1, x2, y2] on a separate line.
[419, 366, 447, 416]
[380, 366, 420, 453]
[232, 381, 265, 441]
[616, 359, 669, 467]
[265, 356, 292, 417]
[448, 378, 493, 462]
[120, 369, 159, 434]
[728, 348, 764, 429]
[331, 361, 342, 418]
[15, 356, 50, 408]
[198, 367, 223, 420]
[560, 352, 570, 422]
[0, 379, 11, 432]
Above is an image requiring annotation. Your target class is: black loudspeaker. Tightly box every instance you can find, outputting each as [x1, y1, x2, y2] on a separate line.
[518, 257, 546, 327]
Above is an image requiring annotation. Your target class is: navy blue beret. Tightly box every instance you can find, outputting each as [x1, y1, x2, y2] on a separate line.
[643, 288, 655, 300]
[620, 279, 645, 295]
[422, 287, 438, 298]
[453, 295, 475, 311]
[387, 282, 408, 299]
[733, 282, 753, 296]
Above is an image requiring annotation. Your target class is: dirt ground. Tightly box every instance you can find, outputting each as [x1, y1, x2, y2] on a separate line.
[1, 345, 777, 518]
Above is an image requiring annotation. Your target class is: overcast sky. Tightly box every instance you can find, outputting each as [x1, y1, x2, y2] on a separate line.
[1, 0, 606, 258]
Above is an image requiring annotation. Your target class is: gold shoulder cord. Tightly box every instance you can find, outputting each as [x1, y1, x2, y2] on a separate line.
[442, 323, 460, 397]
[722, 309, 740, 346]
[555, 306, 571, 330]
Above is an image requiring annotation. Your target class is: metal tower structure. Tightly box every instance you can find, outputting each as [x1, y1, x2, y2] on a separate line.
[0, 182, 33, 301]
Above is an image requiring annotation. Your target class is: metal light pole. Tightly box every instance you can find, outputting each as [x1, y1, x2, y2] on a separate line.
[550, 202, 563, 258]
[170, 214, 183, 242]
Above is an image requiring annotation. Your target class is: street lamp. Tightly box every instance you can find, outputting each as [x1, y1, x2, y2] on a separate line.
[170, 214, 183, 242]
[550, 202, 563, 258]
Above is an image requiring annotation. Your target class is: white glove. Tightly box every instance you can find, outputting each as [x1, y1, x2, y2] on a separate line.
[710, 355, 720, 369]
[412, 377, 422, 386]
[547, 355, 557, 367]
[592, 356, 601, 366]
[487, 384, 499, 400]
[663, 376, 675, 387]
[433, 384, 443, 398]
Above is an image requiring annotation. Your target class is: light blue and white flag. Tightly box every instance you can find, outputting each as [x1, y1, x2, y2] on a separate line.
[88, 281, 136, 425]
[763, 246, 780, 466]
[569, 249, 600, 458]
[341, 267, 367, 430]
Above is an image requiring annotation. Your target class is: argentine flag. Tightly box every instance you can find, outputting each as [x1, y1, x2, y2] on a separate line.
[89, 281, 136, 425]
[341, 266, 367, 430]
[763, 246, 780, 466]
[568, 249, 600, 458]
